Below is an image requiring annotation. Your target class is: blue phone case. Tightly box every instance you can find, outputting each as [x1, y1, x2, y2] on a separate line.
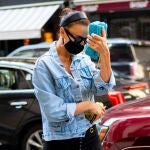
[85, 21, 107, 61]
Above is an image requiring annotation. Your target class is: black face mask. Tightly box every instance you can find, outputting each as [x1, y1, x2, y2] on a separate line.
[64, 29, 87, 55]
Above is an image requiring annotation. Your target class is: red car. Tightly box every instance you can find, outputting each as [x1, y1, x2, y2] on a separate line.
[99, 96, 150, 150]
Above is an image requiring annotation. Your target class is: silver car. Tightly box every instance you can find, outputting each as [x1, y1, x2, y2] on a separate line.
[7, 42, 50, 58]
[107, 38, 150, 80]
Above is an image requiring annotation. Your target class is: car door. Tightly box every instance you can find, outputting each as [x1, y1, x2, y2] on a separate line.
[0, 66, 35, 142]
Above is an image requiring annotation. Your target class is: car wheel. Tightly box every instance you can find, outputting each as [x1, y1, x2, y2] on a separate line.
[21, 124, 43, 150]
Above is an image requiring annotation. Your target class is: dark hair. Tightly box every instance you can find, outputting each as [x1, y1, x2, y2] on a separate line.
[60, 7, 72, 18]
[59, 8, 90, 28]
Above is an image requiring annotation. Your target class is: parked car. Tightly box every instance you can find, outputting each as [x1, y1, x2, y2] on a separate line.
[6, 42, 50, 58]
[99, 96, 150, 150]
[3, 57, 150, 108]
[0, 57, 149, 149]
[7, 38, 150, 81]
[95, 69, 150, 109]
[107, 38, 150, 80]
[0, 58, 42, 150]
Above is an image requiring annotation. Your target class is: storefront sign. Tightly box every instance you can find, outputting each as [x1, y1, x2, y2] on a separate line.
[81, 4, 99, 12]
[76, 0, 150, 12]
[130, 0, 149, 9]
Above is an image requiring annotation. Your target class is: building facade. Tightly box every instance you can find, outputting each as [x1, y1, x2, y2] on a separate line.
[74, 0, 150, 40]
[1, 0, 150, 55]
[0, 0, 72, 55]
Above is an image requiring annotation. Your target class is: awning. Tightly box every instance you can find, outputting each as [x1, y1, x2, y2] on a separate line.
[0, 4, 60, 40]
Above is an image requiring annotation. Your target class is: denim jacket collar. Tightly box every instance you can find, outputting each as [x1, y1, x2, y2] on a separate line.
[48, 41, 84, 68]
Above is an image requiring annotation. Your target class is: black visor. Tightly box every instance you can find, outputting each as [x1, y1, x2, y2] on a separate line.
[60, 12, 88, 27]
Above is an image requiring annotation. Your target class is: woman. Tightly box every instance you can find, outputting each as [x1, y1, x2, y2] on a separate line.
[32, 8, 115, 150]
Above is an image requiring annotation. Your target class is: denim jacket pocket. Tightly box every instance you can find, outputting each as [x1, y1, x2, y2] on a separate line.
[54, 76, 70, 89]
[49, 122, 63, 132]
[54, 76, 72, 101]
[79, 66, 92, 89]
[50, 120, 77, 134]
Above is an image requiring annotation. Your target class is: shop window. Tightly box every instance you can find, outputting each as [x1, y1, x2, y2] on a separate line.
[139, 20, 150, 40]
[110, 18, 136, 39]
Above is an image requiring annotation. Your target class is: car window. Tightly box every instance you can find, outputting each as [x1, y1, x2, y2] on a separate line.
[13, 48, 48, 57]
[13, 49, 35, 57]
[33, 48, 49, 57]
[134, 45, 150, 63]
[0, 68, 33, 90]
[108, 44, 134, 62]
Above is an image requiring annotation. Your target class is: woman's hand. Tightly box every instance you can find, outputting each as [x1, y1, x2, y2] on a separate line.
[87, 26, 112, 83]
[75, 100, 105, 121]
[87, 27, 109, 55]
[88, 101, 106, 121]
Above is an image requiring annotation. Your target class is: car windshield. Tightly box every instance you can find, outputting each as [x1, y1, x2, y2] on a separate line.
[108, 44, 134, 62]
[134, 45, 150, 64]
[13, 48, 49, 57]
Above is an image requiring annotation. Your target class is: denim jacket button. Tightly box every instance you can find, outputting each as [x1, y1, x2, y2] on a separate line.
[100, 87, 104, 90]
[76, 85, 79, 88]
[80, 117, 84, 120]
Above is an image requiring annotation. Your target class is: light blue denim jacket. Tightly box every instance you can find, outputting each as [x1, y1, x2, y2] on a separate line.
[32, 42, 115, 141]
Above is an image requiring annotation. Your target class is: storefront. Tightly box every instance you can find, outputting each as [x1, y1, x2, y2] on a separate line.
[0, 1, 64, 55]
[74, 0, 150, 40]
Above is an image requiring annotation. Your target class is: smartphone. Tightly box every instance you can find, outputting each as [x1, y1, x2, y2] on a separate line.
[85, 21, 108, 61]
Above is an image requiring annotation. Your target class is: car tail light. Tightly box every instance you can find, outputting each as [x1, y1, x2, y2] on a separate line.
[102, 141, 113, 150]
[106, 91, 125, 106]
[122, 82, 148, 90]
[130, 64, 135, 77]
[99, 126, 109, 141]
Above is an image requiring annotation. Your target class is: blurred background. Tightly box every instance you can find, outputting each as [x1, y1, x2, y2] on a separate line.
[1, 1, 150, 149]
[0, 0, 150, 55]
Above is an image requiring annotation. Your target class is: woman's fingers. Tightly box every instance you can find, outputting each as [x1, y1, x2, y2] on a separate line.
[87, 26, 106, 42]
[91, 33, 101, 41]
[87, 35, 97, 48]
[87, 31, 108, 53]
[101, 27, 106, 38]
[87, 35, 96, 43]
[94, 105, 106, 121]
[87, 33, 104, 47]
[88, 101, 106, 122]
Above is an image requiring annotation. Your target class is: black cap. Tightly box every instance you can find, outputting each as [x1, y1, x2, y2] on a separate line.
[60, 11, 88, 27]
